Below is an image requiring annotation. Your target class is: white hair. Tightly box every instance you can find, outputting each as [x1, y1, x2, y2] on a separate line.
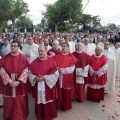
[52, 40, 59, 45]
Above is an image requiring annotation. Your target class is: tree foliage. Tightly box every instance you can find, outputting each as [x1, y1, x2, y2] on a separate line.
[43, 0, 83, 31]
[16, 16, 33, 28]
[9, 0, 29, 31]
[0, 0, 12, 25]
[78, 14, 101, 30]
[107, 23, 117, 29]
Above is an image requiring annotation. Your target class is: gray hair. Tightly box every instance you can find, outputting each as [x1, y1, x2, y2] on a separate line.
[52, 40, 59, 45]
[38, 45, 48, 51]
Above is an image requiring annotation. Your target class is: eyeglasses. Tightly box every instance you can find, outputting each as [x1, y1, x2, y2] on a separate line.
[11, 45, 18, 47]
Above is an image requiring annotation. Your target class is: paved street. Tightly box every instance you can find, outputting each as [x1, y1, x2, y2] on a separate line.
[0, 77, 120, 120]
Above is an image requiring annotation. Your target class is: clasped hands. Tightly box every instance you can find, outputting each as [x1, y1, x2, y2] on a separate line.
[34, 75, 45, 82]
[93, 71, 97, 77]
[9, 81, 20, 88]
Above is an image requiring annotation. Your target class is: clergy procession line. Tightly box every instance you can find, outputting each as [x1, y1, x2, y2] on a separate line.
[0, 31, 120, 120]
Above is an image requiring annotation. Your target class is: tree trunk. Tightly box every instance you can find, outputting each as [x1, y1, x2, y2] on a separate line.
[0, 26, 2, 34]
[12, 19, 16, 32]
[55, 23, 58, 32]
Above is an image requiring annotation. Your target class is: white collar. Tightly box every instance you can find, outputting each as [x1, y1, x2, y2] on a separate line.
[11, 52, 19, 56]
[39, 55, 48, 60]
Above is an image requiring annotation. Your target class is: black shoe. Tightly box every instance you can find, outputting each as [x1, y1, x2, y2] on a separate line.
[0, 105, 3, 108]
[77, 100, 81, 103]
[61, 108, 65, 111]
[97, 100, 100, 103]
[5, 118, 11, 120]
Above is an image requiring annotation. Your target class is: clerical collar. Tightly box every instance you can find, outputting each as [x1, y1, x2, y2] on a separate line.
[76, 51, 82, 53]
[53, 48, 58, 50]
[62, 53, 68, 55]
[11, 52, 19, 56]
[94, 53, 103, 58]
[39, 55, 48, 60]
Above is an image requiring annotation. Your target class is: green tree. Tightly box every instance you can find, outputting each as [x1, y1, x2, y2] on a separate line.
[78, 14, 101, 31]
[43, 0, 83, 32]
[9, 0, 29, 31]
[0, 0, 12, 33]
[16, 16, 33, 28]
[107, 23, 117, 29]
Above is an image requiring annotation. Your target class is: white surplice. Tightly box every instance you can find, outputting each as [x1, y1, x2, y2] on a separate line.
[89, 43, 96, 55]
[82, 44, 94, 56]
[29, 70, 59, 104]
[22, 43, 39, 63]
[68, 41, 76, 53]
[111, 47, 120, 77]
[103, 48, 116, 93]
[97, 42, 104, 50]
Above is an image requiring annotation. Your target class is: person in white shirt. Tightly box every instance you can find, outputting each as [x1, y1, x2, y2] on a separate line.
[1, 37, 11, 57]
[111, 42, 120, 77]
[82, 38, 94, 56]
[22, 36, 39, 63]
[97, 36, 106, 50]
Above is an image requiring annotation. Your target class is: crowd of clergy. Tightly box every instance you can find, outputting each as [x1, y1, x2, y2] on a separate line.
[0, 30, 120, 120]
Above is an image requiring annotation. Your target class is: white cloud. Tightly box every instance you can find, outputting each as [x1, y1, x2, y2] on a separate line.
[24, 0, 120, 25]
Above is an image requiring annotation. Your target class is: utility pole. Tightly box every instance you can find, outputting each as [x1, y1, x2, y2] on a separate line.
[82, 0, 90, 12]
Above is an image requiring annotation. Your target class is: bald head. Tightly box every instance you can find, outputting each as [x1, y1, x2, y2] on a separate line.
[95, 46, 102, 56]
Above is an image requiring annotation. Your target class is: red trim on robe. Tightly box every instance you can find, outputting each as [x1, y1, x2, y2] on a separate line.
[0, 53, 29, 96]
[54, 53, 77, 88]
[88, 54, 108, 85]
[47, 48, 62, 56]
[73, 52, 90, 84]
[29, 57, 58, 102]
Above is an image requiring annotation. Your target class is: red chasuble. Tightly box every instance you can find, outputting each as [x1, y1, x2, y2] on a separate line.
[0, 77, 3, 94]
[47, 48, 62, 56]
[54, 53, 77, 88]
[73, 52, 90, 84]
[88, 54, 108, 85]
[29, 57, 58, 102]
[0, 53, 29, 96]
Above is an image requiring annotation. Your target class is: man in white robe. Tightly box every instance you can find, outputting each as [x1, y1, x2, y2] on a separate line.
[97, 36, 106, 50]
[1, 37, 11, 57]
[22, 36, 39, 63]
[82, 38, 94, 56]
[89, 37, 96, 54]
[68, 36, 76, 53]
[111, 42, 120, 77]
[44, 38, 52, 51]
[103, 41, 116, 94]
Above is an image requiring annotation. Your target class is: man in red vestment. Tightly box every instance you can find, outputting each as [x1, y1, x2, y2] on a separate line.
[0, 40, 29, 120]
[72, 42, 90, 102]
[86, 46, 108, 102]
[0, 56, 4, 108]
[47, 40, 61, 57]
[54, 42, 77, 111]
[29, 45, 59, 120]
